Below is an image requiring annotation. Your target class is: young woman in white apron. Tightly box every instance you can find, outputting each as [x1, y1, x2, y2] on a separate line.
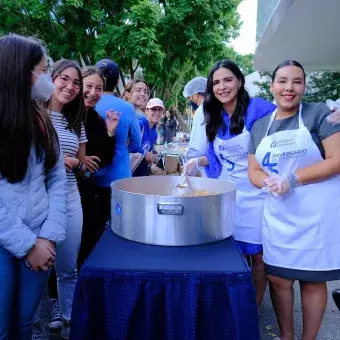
[248, 60, 340, 340]
[183, 59, 276, 309]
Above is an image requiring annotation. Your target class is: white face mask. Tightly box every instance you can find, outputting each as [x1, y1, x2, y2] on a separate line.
[31, 72, 55, 101]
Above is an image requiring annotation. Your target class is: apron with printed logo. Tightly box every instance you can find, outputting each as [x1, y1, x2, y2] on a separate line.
[214, 127, 265, 244]
[255, 103, 340, 270]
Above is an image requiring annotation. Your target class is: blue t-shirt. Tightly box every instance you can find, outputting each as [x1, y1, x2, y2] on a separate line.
[206, 97, 276, 178]
[133, 115, 158, 177]
[94, 94, 142, 187]
[138, 115, 158, 152]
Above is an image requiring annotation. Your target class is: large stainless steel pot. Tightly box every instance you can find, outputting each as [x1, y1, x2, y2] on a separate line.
[110, 176, 236, 246]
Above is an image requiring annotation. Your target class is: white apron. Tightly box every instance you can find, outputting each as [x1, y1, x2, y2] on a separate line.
[255, 104, 340, 271]
[214, 127, 265, 244]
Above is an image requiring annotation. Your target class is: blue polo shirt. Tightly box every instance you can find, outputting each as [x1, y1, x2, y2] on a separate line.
[133, 115, 158, 177]
[206, 97, 276, 178]
[138, 115, 158, 152]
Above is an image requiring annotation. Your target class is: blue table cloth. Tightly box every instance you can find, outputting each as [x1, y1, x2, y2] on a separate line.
[70, 230, 259, 340]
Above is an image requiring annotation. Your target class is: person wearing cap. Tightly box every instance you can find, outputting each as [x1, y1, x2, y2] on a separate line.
[133, 98, 165, 177]
[94, 59, 142, 185]
[183, 77, 208, 173]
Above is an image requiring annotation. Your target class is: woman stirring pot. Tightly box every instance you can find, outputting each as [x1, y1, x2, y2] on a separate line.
[183, 59, 276, 310]
[248, 60, 340, 340]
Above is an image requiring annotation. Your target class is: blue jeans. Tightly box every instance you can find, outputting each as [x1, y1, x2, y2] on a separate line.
[55, 184, 83, 321]
[0, 246, 48, 340]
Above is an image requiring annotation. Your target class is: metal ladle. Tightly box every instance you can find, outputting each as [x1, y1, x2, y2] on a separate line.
[170, 175, 189, 189]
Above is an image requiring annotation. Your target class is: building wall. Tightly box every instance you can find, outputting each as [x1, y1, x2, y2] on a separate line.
[256, 0, 280, 43]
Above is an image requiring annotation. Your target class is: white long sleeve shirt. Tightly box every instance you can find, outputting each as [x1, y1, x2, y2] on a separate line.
[185, 103, 208, 176]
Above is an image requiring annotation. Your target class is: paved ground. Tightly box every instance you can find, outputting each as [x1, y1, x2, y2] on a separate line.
[35, 281, 340, 339]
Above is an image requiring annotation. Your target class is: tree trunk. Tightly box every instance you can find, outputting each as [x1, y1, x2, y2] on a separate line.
[119, 68, 126, 88]
[79, 52, 87, 67]
[171, 107, 189, 133]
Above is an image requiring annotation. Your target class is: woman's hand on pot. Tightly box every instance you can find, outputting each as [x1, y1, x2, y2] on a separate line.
[182, 158, 199, 176]
[84, 155, 101, 173]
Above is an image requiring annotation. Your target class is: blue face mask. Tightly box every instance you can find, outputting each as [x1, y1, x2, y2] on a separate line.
[190, 101, 198, 111]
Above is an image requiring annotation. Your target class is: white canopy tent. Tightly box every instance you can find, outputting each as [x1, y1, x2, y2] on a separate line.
[254, 0, 340, 72]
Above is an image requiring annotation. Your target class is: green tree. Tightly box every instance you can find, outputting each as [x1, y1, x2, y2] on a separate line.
[0, 0, 242, 111]
[234, 53, 254, 76]
[143, 0, 242, 109]
[304, 72, 340, 103]
[253, 72, 273, 101]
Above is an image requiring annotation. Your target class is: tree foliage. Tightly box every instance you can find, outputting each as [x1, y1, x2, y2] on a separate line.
[253, 72, 273, 101]
[304, 72, 340, 103]
[234, 53, 254, 76]
[0, 0, 249, 111]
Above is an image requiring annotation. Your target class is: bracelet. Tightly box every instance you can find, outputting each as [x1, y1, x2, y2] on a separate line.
[73, 161, 83, 173]
[288, 173, 300, 189]
[197, 157, 201, 167]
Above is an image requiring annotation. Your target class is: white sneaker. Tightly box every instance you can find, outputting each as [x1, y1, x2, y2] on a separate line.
[48, 299, 63, 329]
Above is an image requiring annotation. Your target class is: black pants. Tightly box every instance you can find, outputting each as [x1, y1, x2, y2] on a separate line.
[77, 179, 111, 270]
[48, 266, 58, 299]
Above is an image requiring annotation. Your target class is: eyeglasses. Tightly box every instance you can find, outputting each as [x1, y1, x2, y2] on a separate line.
[34, 66, 53, 75]
[56, 74, 82, 89]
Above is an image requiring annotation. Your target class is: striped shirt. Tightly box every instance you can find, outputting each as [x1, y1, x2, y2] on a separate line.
[50, 111, 87, 185]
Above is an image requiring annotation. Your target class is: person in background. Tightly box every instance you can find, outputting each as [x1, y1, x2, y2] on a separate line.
[163, 109, 177, 144]
[95, 59, 141, 182]
[183, 77, 207, 175]
[183, 59, 276, 310]
[122, 79, 150, 115]
[248, 60, 340, 340]
[45, 59, 87, 339]
[77, 66, 119, 269]
[158, 113, 166, 144]
[133, 98, 165, 177]
[0, 34, 67, 339]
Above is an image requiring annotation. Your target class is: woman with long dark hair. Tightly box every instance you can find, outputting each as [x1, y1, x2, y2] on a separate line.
[248, 60, 340, 339]
[183, 59, 275, 310]
[0, 34, 67, 339]
[163, 110, 177, 143]
[45, 59, 87, 338]
[77, 66, 119, 268]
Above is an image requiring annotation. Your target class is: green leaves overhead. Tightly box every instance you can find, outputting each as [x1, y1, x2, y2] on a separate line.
[0, 0, 249, 109]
